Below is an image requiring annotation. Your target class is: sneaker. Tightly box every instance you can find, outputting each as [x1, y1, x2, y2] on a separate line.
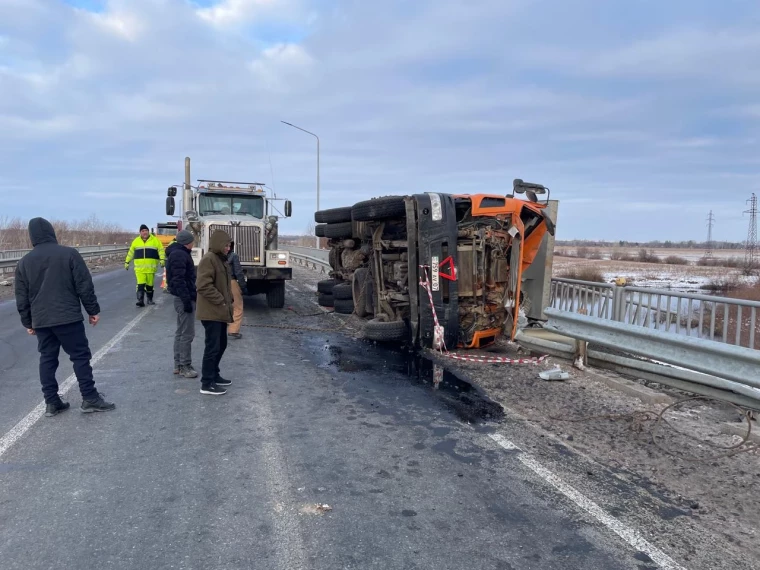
[200, 384, 227, 396]
[81, 393, 116, 413]
[214, 377, 232, 386]
[45, 400, 70, 417]
[173, 365, 180, 375]
[228, 332, 242, 339]
[179, 365, 198, 378]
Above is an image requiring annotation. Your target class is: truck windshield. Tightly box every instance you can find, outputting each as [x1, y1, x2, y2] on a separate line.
[198, 194, 264, 218]
[156, 226, 177, 236]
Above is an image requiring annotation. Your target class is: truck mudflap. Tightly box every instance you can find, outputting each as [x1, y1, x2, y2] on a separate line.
[245, 267, 293, 281]
[413, 193, 459, 350]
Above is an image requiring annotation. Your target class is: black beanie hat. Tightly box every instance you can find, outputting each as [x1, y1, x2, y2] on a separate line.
[140, 224, 149, 232]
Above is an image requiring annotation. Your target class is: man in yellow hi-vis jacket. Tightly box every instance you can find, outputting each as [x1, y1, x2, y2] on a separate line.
[125, 224, 165, 307]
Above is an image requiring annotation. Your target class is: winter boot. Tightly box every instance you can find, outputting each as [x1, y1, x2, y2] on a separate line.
[45, 399, 70, 417]
[81, 393, 116, 413]
[136, 285, 145, 307]
[146, 286, 155, 305]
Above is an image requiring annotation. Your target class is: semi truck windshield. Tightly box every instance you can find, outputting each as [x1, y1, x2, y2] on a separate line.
[199, 194, 264, 218]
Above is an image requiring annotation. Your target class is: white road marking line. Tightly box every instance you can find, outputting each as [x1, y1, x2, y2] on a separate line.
[488, 433, 688, 570]
[0, 305, 158, 459]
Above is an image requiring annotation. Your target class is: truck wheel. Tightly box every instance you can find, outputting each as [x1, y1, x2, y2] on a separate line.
[352, 268, 370, 318]
[351, 196, 407, 222]
[318, 292, 334, 307]
[315, 224, 326, 238]
[364, 318, 408, 342]
[333, 282, 353, 300]
[334, 298, 354, 314]
[315, 207, 352, 224]
[323, 222, 353, 240]
[266, 281, 285, 309]
[317, 279, 340, 294]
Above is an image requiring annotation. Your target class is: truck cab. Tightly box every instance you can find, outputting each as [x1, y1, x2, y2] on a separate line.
[165, 157, 293, 309]
[154, 221, 178, 248]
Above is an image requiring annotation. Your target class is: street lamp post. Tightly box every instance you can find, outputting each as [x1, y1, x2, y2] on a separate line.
[281, 121, 320, 249]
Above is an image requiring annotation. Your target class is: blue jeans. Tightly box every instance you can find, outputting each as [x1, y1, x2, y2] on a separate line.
[36, 321, 98, 404]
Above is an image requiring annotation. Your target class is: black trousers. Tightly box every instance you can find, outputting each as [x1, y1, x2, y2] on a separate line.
[36, 321, 98, 404]
[201, 320, 228, 386]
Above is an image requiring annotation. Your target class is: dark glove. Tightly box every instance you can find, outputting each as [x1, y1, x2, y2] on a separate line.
[183, 301, 193, 313]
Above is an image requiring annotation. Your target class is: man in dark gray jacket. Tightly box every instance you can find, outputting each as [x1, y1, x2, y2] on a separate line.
[14, 218, 115, 416]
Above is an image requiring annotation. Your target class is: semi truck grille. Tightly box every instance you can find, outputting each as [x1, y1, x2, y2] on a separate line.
[207, 224, 263, 264]
[235, 225, 262, 263]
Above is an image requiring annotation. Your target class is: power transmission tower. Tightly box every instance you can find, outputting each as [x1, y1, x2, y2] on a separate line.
[744, 193, 758, 272]
[705, 210, 715, 258]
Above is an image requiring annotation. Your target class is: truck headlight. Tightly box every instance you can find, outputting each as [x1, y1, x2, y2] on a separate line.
[277, 253, 287, 260]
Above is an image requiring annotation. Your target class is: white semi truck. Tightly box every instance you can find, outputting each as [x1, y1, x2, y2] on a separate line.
[165, 157, 293, 308]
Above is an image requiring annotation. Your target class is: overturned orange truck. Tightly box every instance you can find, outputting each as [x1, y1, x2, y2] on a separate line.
[313, 179, 556, 350]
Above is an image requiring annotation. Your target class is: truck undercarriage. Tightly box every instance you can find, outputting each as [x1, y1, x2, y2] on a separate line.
[314, 183, 555, 349]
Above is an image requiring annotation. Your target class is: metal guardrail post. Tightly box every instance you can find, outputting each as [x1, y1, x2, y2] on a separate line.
[612, 286, 625, 322]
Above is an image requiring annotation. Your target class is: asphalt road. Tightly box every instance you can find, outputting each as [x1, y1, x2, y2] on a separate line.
[0, 267, 677, 570]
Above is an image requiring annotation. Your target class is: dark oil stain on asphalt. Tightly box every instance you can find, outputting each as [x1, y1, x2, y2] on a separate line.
[310, 335, 504, 425]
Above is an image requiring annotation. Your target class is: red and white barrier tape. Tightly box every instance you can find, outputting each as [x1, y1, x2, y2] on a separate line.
[439, 352, 549, 364]
[419, 264, 547, 365]
[419, 266, 447, 352]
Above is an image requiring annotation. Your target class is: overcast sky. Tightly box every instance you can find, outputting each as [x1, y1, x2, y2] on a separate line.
[1, 0, 759, 242]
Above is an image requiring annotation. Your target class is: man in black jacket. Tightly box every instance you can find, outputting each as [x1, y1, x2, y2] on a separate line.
[166, 230, 198, 378]
[14, 218, 115, 416]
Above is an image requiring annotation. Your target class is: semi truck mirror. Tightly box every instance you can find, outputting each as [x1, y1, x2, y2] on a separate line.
[285, 200, 292, 217]
[166, 196, 175, 216]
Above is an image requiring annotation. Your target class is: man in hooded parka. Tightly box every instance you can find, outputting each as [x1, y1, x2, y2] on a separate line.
[14, 217, 115, 415]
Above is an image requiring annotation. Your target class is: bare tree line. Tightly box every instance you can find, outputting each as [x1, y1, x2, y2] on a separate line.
[0, 215, 134, 250]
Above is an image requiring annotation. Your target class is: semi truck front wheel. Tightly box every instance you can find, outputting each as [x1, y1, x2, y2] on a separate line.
[266, 281, 286, 308]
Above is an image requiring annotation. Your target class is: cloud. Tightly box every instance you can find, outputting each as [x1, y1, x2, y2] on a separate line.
[196, 0, 283, 27]
[1, 0, 759, 242]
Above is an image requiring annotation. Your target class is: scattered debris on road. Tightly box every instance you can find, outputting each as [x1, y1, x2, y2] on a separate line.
[539, 367, 570, 381]
[300, 503, 333, 515]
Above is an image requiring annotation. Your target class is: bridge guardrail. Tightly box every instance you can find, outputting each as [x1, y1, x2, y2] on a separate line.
[547, 278, 760, 409]
[285, 247, 331, 274]
[0, 246, 130, 276]
[550, 277, 760, 350]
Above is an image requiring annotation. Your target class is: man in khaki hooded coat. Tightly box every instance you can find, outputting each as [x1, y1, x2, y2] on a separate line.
[195, 230, 234, 396]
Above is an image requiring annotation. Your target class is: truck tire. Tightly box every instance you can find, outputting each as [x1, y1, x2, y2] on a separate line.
[334, 298, 354, 314]
[323, 222, 353, 240]
[317, 279, 340, 294]
[364, 319, 408, 342]
[315, 207, 352, 224]
[315, 224, 326, 238]
[352, 196, 407, 222]
[318, 292, 334, 307]
[352, 268, 370, 318]
[266, 281, 285, 309]
[333, 282, 353, 300]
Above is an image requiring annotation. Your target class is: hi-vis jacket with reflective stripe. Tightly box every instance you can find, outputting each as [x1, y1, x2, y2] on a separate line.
[125, 234, 165, 274]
